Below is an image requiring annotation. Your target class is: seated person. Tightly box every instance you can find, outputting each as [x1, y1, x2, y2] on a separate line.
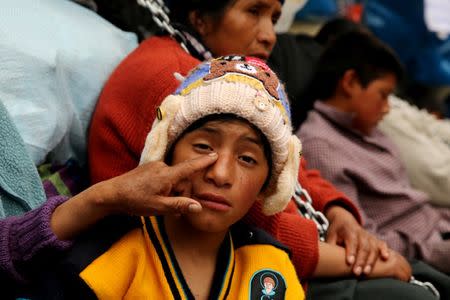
[35, 56, 305, 299]
[298, 31, 450, 275]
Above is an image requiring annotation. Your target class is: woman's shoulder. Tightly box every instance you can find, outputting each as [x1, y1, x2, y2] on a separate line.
[101, 35, 200, 101]
[119, 36, 199, 76]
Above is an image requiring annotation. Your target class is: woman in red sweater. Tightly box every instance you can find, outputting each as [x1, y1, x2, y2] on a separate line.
[87, 0, 418, 294]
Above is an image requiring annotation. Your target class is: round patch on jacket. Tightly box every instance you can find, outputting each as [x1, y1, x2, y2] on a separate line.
[249, 269, 287, 299]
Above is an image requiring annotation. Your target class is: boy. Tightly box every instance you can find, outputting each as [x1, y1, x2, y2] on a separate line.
[38, 56, 304, 299]
[298, 31, 450, 292]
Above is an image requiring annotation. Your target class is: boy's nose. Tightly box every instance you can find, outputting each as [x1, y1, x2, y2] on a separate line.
[204, 152, 233, 188]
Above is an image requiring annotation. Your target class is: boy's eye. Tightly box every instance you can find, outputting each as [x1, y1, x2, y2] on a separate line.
[272, 12, 281, 25]
[248, 5, 261, 16]
[239, 155, 257, 165]
[272, 16, 279, 25]
[193, 143, 213, 151]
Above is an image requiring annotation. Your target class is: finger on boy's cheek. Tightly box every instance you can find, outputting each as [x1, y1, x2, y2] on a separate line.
[172, 180, 192, 198]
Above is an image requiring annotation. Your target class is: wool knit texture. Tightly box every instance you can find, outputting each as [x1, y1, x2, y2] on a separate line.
[88, 36, 361, 278]
[0, 196, 71, 283]
[139, 56, 301, 215]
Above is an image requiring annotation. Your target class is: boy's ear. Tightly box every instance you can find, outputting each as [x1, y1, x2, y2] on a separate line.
[188, 10, 210, 36]
[341, 69, 362, 97]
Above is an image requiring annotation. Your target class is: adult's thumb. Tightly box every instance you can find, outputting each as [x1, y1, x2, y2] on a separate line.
[161, 196, 203, 214]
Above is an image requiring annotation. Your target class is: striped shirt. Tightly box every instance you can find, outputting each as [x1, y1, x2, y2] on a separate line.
[297, 101, 450, 273]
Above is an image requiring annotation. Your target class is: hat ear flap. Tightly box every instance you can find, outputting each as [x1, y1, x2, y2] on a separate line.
[262, 135, 302, 215]
[139, 95, 183, 165]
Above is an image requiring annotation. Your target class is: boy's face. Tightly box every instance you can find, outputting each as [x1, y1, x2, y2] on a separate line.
[170, 118, 269, 233]
[350, 73, 396, 134]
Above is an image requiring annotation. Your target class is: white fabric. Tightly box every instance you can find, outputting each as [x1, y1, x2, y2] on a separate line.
[275, 0, 308, 33]
[0, 0, 138, 166]
[424, 0, 450, 39]
[378, 95, 450, 206]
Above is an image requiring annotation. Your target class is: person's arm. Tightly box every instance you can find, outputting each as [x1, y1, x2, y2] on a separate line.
[244, 200, 320, 279]
[299, 157, 389, 275]
[302, 138, 414, 268]
[1, 154, 217, 283]
[314, 242, 411, 281]
[51, 155, 217, 240]
[0, 196, 71, 284]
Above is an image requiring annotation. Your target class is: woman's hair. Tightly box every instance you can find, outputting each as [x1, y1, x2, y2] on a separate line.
[167, 0, 236, 29]
[165, 113, 272, 191]
[310, 30, 404, 101]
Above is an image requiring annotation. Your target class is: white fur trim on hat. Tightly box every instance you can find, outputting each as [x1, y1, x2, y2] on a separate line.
[262, 135, 301, 215]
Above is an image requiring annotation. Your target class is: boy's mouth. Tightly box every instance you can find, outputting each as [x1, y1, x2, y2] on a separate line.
[194, 193, 232, 212]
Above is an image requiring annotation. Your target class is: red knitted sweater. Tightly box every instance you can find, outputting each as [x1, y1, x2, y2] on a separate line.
[88, 36, 360, 279]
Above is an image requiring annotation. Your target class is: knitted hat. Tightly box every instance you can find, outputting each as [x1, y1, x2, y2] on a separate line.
[140, 55, 301, 215]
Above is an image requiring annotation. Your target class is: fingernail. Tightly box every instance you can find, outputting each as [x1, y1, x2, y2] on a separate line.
[208, 152, 217, 157]
[188, 203, 202, 213]
[354, 266, 362, 276]
[364, 265, 372, 274]
[348, 255, 355, 264]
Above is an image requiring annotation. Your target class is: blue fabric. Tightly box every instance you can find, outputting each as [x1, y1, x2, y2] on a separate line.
[363, 0, 450, 85]
[295, 0, 338, 20]
[0, 101, 46, 218]
[0, 0, 138, 166]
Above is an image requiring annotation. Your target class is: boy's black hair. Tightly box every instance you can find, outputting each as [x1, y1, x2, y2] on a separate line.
[165, 113, 273, 191]
[311, 30, 404, 101]
[167, 0, 236, 30]
[314, 17, 369, 46]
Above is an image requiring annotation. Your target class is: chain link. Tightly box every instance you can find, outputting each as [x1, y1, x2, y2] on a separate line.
[136, 0, 189, 53]
[410, 276, 440, 299]
[293, 181, 329, 242]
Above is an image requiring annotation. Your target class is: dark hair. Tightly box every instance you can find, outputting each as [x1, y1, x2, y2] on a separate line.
[311, 31, 404, 101]
[315, 18, 368, 46]
[167, 0, 236, 30]
[166, 113, 272, 191]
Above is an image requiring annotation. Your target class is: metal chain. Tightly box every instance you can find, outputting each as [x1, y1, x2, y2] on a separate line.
[136, 0, 189, 53]
[293, 181, 329, 242]
[410, 276, 440, 299]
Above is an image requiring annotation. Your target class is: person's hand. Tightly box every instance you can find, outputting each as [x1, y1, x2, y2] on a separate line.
[98, 153, 218, 216]
[368, 250, 412, 282]
[51, 153, 217, 240]
[325, 205, 390, 276]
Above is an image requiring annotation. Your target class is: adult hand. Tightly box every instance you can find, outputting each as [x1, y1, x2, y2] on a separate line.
[51, 153, 217, 240]
[101, 153, 218, 216]
[325, 205, 390, 276]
